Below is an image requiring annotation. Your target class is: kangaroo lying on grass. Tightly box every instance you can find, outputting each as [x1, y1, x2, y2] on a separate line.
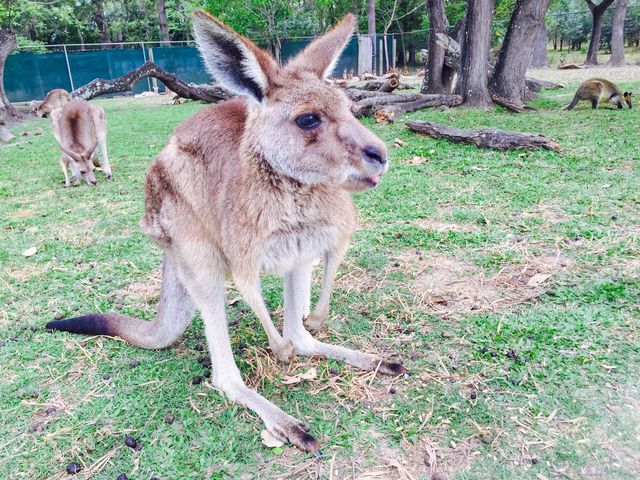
[46, 10, 404, 453]
[50, 98, 112, 186]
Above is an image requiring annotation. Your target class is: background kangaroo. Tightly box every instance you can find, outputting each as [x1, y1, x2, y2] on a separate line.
[565, 78, 632, 110]
[46, 11, 405, 453]
[50, 98, 112, 186]
[35, 88, 71, 118]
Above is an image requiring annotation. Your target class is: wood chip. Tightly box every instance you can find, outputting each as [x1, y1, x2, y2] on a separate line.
[22, 246, 37, 257]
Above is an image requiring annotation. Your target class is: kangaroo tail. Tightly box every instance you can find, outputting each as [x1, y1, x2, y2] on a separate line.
[46, 313, 119, 336]
[564, 93, 579, 110]
[45, 257, 196, 349]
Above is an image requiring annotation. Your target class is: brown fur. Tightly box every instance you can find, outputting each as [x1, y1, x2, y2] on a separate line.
[35, 89, 71, 117]
[565, 78, 633, 110]
[50, 98, 112, 186]
[46, 11, 403, 453]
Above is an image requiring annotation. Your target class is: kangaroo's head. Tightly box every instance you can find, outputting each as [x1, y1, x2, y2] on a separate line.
[623, 91, 633, 109]
[192, 10, 388, 191]
[62, 147, 98, 186]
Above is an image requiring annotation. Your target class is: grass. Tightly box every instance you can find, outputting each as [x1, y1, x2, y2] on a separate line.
[1, 75, 639, 479]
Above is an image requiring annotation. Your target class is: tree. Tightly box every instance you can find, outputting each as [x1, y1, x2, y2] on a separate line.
[157, 0, 171, 42]
[459, 0, 494, 108]
[489, 0, 551, 108]
[367, 0, 376, 71]
[607, 0, 628, 66]
[0, 28, 20, 121]
[530, 21, 548, 67]
[584, 0, 615, 65]
[423, 0, 448, 93]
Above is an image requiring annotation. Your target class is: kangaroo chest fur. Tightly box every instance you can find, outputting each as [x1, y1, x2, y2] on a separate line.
[141, 100, 356, 274]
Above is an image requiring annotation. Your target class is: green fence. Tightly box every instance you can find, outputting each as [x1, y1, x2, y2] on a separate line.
[6, 38, 360, 103]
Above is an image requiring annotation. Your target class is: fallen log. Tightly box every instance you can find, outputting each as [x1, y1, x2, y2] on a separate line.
[557, 62, 584, 70]
[490, 93, 532, 113]
[71, 61, 234, 103]
[351, 93, 459, 117]
[383, 95, 462, 116]
[377, 77, 400, 93]
[406, 120, 561, 152]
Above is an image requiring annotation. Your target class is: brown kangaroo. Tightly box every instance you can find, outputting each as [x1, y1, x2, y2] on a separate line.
[565, 78, 633, 110]
[46, 10, 404, 453]
[35, 88, 71, 118]
[50, 98, 112, 186]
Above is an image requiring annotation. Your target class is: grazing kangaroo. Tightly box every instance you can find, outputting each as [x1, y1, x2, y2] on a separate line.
[565, 78, 632, 110]
[50, 98, 112, 187]
[35, 88, 71, 118]
[46, 11, 404, 453]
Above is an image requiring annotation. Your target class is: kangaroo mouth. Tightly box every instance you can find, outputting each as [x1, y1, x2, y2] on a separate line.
[349, 174, 380, 189]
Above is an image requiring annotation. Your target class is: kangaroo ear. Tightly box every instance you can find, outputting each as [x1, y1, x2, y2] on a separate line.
[285, 14, 356, 80]
[624, 92, 629, 96]
[192, 10, 277, 102]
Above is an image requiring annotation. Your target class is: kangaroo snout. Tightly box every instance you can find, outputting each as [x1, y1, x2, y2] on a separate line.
[362, 145, 387, 165]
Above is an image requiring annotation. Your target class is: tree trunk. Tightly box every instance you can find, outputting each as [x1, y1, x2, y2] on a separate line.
[367, 0, 376, 73]
[423, 0, 448, 94]
[530, 22, 548, 67]
[459, 0, 494, 108]
[584, 0, 616, 65]
[607, 0, 628, 66]
[157, 0, 171, 42]
[0, 29, 21, 121]
[94, 0, 110, 45]
[489, 0, 551, 108]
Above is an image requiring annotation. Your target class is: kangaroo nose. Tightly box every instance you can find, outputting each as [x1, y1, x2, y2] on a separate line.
[90, 180, 97, 186]
[362, 146, 386, 165]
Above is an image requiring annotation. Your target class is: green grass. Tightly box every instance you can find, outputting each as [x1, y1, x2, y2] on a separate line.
[1, 82, 639, 479]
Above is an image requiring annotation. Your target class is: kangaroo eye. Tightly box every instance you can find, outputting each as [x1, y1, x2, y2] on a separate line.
[295, 113, 321, 130]
[79, 170, 86, 175]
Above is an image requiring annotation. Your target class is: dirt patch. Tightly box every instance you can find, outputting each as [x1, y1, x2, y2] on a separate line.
[405, 252, 571, 318]
[8, 263, 51, 282]
[520, 202, 569, 225]
[527, 65, 640, 86]
[116, 269, 162, 306]
[8, 209, 36, 219]
[414, 219, 480, 233]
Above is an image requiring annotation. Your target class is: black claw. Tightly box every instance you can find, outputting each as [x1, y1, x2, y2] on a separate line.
[315, 450, 323, 461]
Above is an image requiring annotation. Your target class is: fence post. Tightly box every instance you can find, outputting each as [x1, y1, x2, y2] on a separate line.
[378, 39, 383, 75]
[148, 47, 159, 94]
[140, 42, 152, 92]
[63, 45, 75, 91]
[392, 37, 397, 69]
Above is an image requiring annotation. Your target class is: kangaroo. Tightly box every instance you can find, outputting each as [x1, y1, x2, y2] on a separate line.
[50, 98, 112, 187]
[35, 88, 71, 118]
[45, 11, 404, 453]
[565, 78, 633, 110]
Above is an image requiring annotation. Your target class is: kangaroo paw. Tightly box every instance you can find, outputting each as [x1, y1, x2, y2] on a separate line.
[267, 415, 320, 454]
[270, 339, 296, 363]
[303, 313, 325, 334]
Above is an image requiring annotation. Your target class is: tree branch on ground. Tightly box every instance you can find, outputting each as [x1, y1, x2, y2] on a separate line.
[70, 61, 234, 103]
[406, 120, 561, 152]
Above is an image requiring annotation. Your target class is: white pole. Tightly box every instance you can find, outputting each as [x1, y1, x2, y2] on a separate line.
[392, 37, 397, 69]
[63, 45, 75, 91]
[148, 47, 159, 94]
[141, 42, 152, 92]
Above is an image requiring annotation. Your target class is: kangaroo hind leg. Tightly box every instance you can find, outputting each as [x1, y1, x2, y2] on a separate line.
[46, 255, 195, 349]
[284, 263, 406, 376]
